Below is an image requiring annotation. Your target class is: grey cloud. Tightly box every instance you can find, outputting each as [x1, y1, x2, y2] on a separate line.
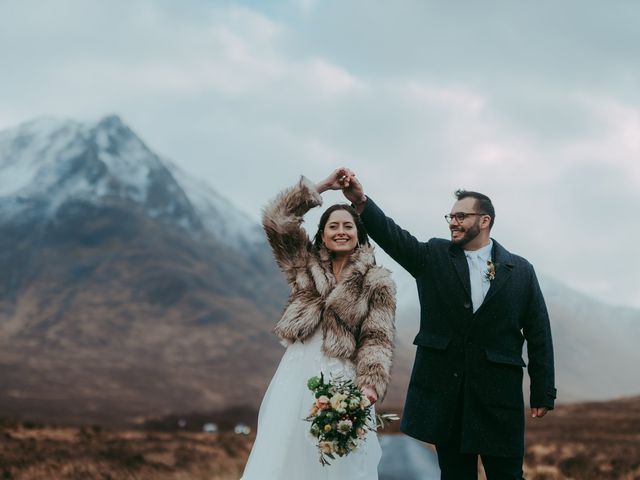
[1, 0, 639, 308]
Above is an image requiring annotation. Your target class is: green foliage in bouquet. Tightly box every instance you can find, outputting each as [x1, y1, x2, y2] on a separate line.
[305, 373, 398, 466]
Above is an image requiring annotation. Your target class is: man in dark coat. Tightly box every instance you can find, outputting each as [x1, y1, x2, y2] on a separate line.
[337, 169, 556, 480]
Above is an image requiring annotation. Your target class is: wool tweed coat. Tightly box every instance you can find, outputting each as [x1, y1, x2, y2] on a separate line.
[360, 198, 556, 457]
[262, 177, 397, 398]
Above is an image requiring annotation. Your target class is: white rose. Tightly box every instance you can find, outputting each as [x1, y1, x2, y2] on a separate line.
[330, 393, 348, 410]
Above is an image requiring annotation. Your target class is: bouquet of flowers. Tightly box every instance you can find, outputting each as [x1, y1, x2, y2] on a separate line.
[305, 373, 399, 466]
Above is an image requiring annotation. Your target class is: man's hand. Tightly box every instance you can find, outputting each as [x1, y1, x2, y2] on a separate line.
[338, 168, 367, 212]
[531, 407, 548, 418]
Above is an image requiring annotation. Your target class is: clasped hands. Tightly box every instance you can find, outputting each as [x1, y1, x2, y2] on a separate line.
[318, 168, 366, 208]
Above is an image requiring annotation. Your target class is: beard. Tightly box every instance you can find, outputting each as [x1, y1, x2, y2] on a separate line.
[450, 221, 481, 247]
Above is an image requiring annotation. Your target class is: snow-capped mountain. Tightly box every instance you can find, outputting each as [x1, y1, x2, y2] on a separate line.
[166, 160, 264, 250]
[0, 115, 262, 250]
[0, 115, 287, 425]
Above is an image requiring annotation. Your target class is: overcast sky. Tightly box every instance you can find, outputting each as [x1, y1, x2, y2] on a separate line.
[1, 0, 639, 308]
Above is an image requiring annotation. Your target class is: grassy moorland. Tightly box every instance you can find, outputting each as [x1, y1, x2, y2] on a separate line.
[0, 421, 250, 480]
[1, 396, 639, 480]
[523, 396, 640, 480]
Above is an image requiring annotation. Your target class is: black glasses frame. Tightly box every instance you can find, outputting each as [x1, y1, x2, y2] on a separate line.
[444, 212, 488, 224]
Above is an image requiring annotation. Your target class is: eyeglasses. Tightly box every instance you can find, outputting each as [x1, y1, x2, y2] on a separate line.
[444, 212, 488, 224]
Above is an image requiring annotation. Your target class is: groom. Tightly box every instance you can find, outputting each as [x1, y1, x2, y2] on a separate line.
[338, 170, 556, 479]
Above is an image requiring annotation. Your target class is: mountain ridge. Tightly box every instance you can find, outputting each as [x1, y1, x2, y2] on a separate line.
[0, 115, 263, 250]
[0, 114, 638, 426]
[0, 114, 288, 425]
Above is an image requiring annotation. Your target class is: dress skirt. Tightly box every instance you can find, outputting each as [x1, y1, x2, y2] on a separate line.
[241, 328, 382, 479]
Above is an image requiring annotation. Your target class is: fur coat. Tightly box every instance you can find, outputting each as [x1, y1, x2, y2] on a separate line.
[262, 176, 397, 398]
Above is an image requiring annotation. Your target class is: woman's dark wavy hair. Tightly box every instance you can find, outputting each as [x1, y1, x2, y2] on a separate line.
[313, 204, 370, 250]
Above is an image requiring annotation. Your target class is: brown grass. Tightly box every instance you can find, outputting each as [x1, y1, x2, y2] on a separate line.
[2, 396, 639, 479]
[524, 396, 640, 479]
[0, 421, 253, 480]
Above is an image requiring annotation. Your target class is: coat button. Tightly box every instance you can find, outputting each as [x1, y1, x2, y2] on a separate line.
[463, 302, 471, 309]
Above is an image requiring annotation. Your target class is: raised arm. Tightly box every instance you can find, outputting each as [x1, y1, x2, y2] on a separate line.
[339, 170, 428, 277]
[262, 176, 322, 283]
[262, 171, 349, 283]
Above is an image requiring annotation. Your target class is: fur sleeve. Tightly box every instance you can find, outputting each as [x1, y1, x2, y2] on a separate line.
[354, 268, 397, 400]
[262, 176, 323, 282]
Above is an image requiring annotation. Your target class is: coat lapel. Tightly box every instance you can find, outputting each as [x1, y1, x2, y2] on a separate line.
[449, 245, 472, 301]
[480, 240, 514, 307]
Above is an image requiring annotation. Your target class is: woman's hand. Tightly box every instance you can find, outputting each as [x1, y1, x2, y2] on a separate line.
[362, 385, 378, 405]
[316, 168, 351, 193]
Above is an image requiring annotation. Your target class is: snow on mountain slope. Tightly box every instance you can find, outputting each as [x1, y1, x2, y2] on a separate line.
[166, 160, 263, 250]
[0, 115, 263, 250]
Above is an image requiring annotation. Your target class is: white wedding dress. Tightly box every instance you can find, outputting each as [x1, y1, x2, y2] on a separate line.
[241, 328, 382, 480]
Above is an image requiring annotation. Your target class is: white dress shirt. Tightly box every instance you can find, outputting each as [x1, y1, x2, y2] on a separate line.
[464, 240, 493, 313]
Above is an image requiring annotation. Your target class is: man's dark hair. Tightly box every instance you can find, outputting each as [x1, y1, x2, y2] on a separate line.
[455, 189, 495, 229]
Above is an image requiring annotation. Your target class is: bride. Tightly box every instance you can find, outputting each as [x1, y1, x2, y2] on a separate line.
[241, 170, 397, 480]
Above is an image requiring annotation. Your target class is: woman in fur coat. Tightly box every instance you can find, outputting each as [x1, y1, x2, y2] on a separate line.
[241, 170, 397, 480]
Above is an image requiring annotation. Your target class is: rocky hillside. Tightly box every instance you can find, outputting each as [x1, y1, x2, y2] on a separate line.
[0, 115, 288, 425]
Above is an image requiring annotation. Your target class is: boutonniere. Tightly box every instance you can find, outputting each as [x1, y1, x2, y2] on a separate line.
[484, 260, 496, 281]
